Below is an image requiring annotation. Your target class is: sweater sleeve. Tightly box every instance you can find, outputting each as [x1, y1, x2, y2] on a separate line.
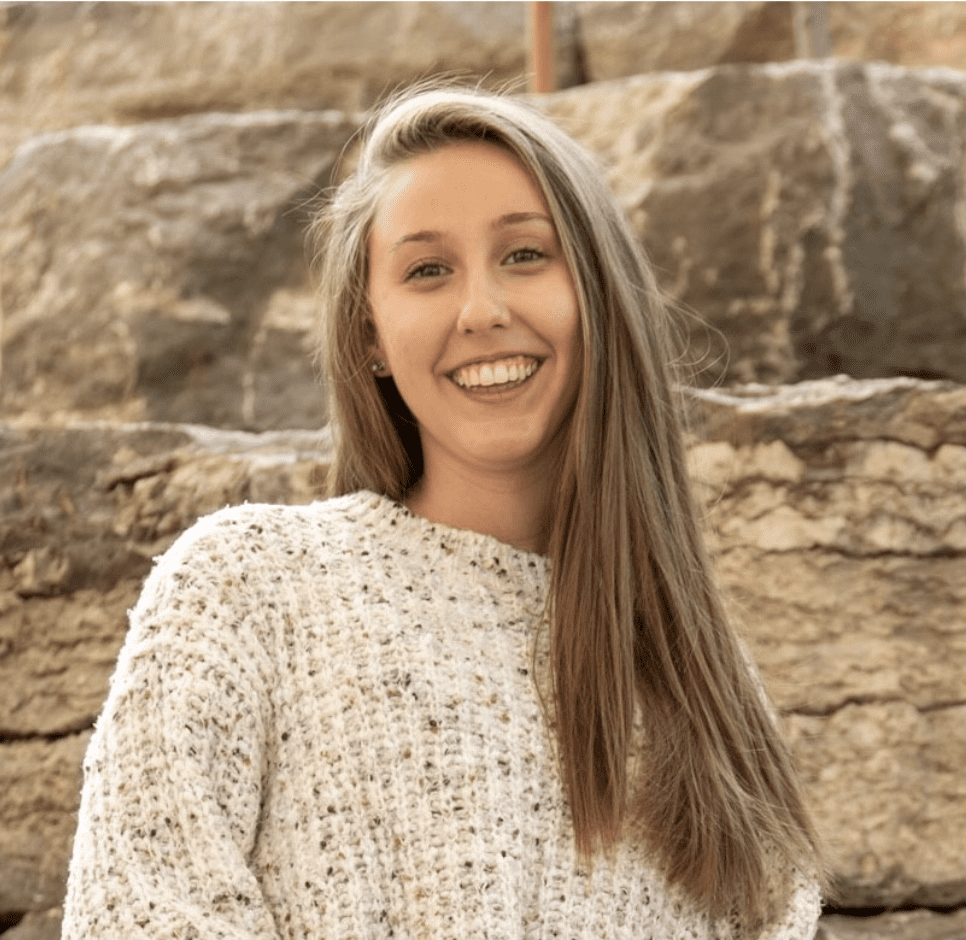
[62, 514, 282, 940]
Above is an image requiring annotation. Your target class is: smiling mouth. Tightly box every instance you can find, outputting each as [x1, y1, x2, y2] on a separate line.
[450, 355, 542, 389]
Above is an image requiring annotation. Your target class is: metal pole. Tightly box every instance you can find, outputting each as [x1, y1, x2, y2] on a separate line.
[529, 1, 555, 94]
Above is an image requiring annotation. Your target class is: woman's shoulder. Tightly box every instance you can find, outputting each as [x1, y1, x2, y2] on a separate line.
[166, 490, 393, 558]
[135, 490, 398, 599]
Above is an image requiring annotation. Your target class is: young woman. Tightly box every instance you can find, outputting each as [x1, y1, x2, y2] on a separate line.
[63, 85, 825, 939]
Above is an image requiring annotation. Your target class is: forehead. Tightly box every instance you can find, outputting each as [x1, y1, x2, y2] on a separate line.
[371, 141, 551, 235]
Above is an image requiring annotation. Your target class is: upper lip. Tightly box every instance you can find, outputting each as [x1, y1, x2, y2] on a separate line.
[446, 352, 544, 374]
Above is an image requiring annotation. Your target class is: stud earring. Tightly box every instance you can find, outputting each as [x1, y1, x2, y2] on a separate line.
[371, 360, 386, 375]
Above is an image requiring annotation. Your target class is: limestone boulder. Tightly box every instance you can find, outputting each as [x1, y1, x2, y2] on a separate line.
[0, 1, 580, 169]
[686, 377, 966, 907]
[818, 907, 966, 940]
[542, 60, 966, 386]
[574, 1, 797, 80]
[0, 735, 89, 915]
[575, 2, 966, 82]
[1, 908, 63, 940]
[0, 110, 360, 429]
[830, 2, 966, 69]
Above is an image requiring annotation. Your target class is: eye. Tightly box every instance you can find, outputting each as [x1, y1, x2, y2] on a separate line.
[405, 261, 450, 281]
[505, 247, 545, 265]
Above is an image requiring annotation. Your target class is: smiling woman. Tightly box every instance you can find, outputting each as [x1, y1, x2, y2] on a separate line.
[61, 84, 826, 940]
[367, 141, 582, 551]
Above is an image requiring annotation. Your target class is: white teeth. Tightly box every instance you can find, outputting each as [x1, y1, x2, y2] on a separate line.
[452, 355, 539, 389]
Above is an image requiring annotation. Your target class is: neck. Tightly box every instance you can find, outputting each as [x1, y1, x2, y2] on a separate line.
[404, 461, 555, 555]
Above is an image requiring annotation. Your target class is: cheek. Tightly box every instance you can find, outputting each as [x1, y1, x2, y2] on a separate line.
[382, 325, 427, 372]
[554, 285, 582, 361]
[378, 306, 445, 371]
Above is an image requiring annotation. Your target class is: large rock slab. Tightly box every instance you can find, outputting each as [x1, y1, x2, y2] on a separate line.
[830, 2, 966, 70]
[818, 907, 966, 940]
[0, 110, 359, 429]
[2, 908, 63, 940]
[7, 62, 966, 427]
[0, 735, 89, 914]
[1, 378, 964, 918]
[6, 0, 964, 171]
[542, 60, 966, 386]
[574, 1, 796, 79]
[0, 1, 580, 169]
[687, 377, 966, 907]
[575, 2, 966, 82]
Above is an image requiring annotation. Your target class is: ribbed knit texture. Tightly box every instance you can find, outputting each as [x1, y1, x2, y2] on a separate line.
[63, 490, 821, 939]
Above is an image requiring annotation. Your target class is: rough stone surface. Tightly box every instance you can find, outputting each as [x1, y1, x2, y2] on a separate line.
[574, 1, 797, 79]
[575, 2, 966, 83]
[826, 2, 966, 72]
[0, 110, 359, 429]
[818, 907, 966, 940]
[0, 1, 581, 169]
[6, 1, 964, 172]
[685, 377, 966, 908]
[542, 61, 966, 386]
[1, 908, 63, 940]
[0, 734, 89, 914]
[6, 62, 966, 427]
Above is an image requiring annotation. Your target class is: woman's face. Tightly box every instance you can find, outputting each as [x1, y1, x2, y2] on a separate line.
[367, 141, 582, 487]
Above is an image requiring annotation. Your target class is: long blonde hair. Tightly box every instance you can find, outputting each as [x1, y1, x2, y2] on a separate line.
[310, 83, 824, 927]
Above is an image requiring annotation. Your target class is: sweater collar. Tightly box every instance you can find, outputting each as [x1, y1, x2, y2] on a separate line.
[349, 489, 552, 587]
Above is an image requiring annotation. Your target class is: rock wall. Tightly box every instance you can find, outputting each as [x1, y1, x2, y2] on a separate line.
[5, 59, 966, 430]
[4, 2, 965, 170]
[0, 1, 583, 168]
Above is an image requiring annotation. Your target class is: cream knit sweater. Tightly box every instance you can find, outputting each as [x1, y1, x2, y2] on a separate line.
[63, 490, 821, 940]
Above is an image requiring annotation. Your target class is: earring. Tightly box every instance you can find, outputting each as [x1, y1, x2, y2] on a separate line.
[371, 360, 386, 375]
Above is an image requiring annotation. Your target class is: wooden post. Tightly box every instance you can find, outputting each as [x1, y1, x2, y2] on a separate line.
[529, 1, 555, 94]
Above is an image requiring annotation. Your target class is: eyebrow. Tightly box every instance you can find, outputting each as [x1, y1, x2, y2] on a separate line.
[389, 212, 554, 253]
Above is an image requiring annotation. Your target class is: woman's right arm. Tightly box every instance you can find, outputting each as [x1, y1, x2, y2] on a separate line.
[62, 515, 283, 939]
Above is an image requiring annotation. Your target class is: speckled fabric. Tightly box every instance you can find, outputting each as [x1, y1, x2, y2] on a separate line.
[63, 490, 821, 939]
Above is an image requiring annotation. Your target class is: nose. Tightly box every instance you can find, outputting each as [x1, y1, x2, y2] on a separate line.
[456, 272, 510, 334]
